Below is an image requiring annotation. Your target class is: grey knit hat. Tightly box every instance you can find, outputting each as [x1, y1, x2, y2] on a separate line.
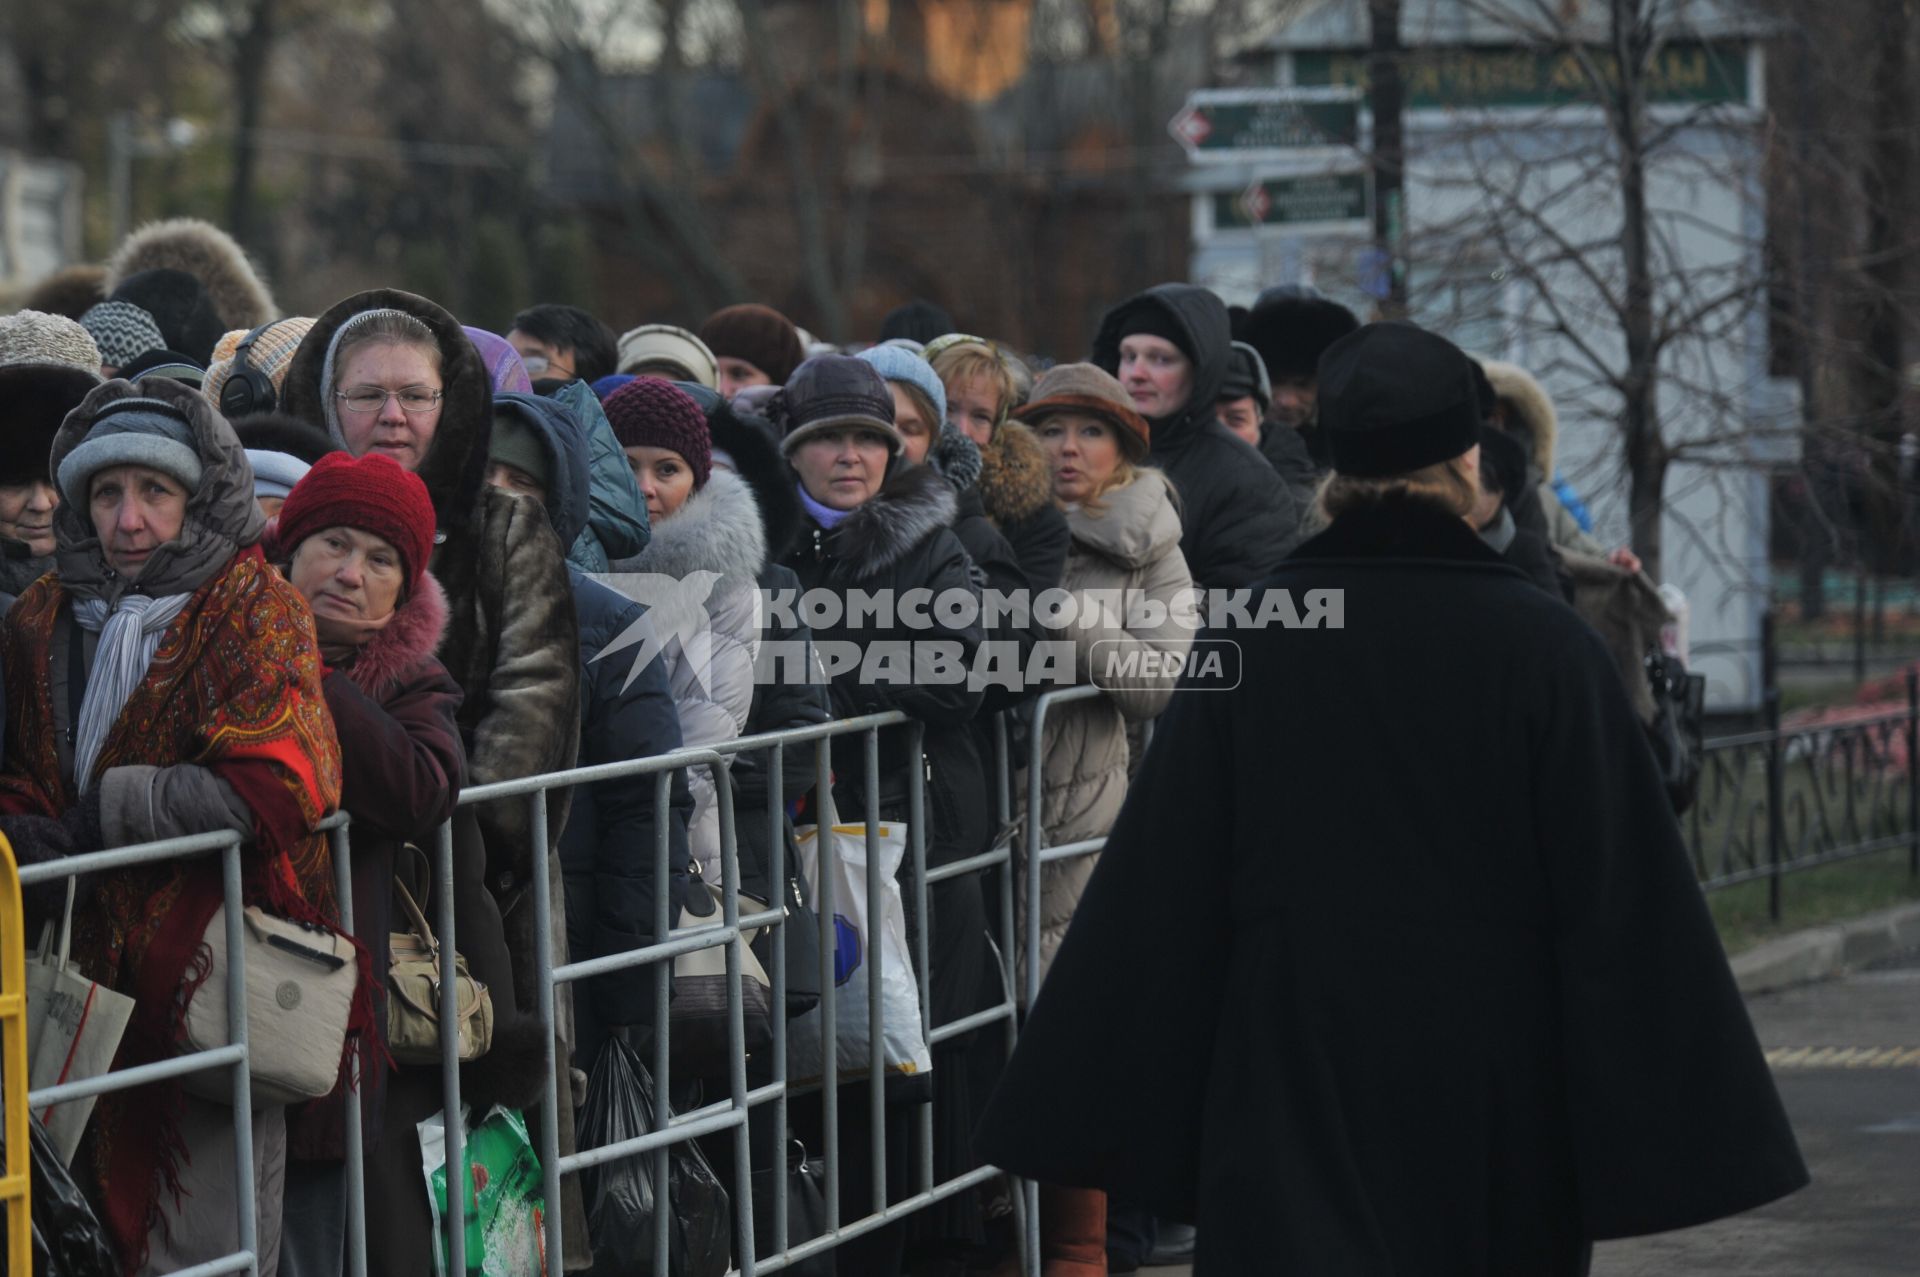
[57, 397, 205, 508]
[0, 310, 104, 375]
[79, 301, 166, 369]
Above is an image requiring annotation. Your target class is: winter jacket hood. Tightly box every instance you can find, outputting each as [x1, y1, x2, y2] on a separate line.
[549, 378, 650, 567]
[281, 289, 492, 545]
[50, 375, 265, 607]
[493, 390, 594, 550]
[1482, 358, 1558, 476]
[977, 420, 1055, 526]
[800, 461, 958, 582]
[105, 218, 278, 332]
[612, 468, 765, 582]
[1067, 469, 1182, 573]
[710, 395, 804, 560]
[1092, 283, 1231, 448]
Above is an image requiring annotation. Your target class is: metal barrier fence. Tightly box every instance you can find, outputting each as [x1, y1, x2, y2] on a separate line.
[11, 669, 1919, 1272]
[1688, 672, 1920, 916]
[1, 833, 29, 1276]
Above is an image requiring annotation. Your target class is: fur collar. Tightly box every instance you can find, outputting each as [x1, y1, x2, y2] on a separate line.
[978, 420, 1055, 525]
[809, 462, 957, 580]
[613, 469, 766, 581]
[338, 570, 450, 701]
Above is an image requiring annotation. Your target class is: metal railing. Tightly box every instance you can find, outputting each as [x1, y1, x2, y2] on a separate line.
[0, 685, 1114, 1275]
[1687, 671, 1920, 916]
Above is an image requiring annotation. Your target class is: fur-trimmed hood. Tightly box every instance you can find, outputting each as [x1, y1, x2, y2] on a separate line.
[803, 462, 957, 581]
[336, 570, 450, 701]
[978, 419, 1055, 525]
[612, 468, 765, 581]
[105, 218, 278, 331]
[1481, 359, 1557, 477]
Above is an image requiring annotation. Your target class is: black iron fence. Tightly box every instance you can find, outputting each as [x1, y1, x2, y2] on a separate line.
[1687, 671, 1920, 917]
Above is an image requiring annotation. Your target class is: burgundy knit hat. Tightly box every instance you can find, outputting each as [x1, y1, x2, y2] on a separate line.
[271, 450, 438, 587]
[699, 304, 805, 386]
[602, 375, 714, 487]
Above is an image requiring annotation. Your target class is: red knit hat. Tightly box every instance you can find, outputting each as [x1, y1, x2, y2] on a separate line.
[602, 375, 713, 487]
[270, 451, 438, 586]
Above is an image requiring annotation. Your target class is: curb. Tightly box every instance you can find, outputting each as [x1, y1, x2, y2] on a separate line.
[1731, 901, 1920, 995]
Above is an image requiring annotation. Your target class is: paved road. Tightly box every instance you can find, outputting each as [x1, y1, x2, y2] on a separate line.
[1593, 948, 1920, 1276]
[1144, 951, 1920, 1277]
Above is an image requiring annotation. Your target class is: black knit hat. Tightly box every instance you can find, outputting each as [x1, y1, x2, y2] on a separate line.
[1318, 322, 1481, 478]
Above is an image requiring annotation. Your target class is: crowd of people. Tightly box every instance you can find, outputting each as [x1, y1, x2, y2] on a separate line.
[0, 217, 1801, 1277]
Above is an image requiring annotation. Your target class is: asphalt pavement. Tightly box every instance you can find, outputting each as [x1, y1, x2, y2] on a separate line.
[1144, 950, 1920, 1277]
[1594, 948, 1920, 1276]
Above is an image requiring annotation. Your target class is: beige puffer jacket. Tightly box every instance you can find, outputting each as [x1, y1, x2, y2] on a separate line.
[1026, 468, 1194, 984]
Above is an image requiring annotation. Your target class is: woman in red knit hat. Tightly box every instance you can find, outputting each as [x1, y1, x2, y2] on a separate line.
[267, 451, 473, 1277]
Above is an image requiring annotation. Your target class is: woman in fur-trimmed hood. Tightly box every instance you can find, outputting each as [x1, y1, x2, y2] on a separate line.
[105, 217, 278, 334]
[1480, 357, 1605, 557]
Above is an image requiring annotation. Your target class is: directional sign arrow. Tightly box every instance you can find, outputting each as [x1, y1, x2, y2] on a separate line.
[1239, 182, 1273, 226]
[1167, 105, 1213, 154]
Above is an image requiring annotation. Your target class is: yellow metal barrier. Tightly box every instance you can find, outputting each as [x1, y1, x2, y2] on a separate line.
[0, 833, 28, 1275]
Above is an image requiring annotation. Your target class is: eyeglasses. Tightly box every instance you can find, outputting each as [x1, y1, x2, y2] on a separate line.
[335, 385, 444, 415]
[519, 354, 572, 379]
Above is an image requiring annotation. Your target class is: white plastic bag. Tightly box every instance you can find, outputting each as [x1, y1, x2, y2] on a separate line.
[789, 823, 932, 1084]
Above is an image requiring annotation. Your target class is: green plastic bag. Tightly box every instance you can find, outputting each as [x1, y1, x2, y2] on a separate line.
[420, 1104, 549, 1277]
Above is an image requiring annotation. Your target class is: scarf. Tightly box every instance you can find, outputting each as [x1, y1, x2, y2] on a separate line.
[314, 607, 395, 668]
[798, 481, 854, 529]
[71, 593, 194, 789]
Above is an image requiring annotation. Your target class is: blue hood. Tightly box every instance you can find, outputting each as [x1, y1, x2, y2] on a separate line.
[550, 379, 650, 568]
[493, 391, 594, 549]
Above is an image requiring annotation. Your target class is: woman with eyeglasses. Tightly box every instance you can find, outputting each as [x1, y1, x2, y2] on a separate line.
[280, 290, 594, 1264]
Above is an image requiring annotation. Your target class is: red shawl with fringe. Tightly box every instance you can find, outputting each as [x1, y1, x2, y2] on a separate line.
[0, 545, 344, 1273]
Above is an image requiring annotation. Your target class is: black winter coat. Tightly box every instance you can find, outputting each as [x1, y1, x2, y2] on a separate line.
[1094, 284, 1312, 590]
[563, 571, 694, 1064]
[978, 497, 1808, 1275]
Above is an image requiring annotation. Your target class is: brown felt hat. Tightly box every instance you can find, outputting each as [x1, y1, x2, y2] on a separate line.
[1011, 362, 1150, 463]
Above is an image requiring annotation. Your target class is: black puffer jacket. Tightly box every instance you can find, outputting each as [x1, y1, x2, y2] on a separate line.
[1094, 284, 1311, 590]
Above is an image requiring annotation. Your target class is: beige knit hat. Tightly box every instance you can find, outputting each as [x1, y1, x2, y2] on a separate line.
[1012, 362, 1150, 463]
[617, 323, 718, 387]
[201, 316, 316, 410]
[0, 309, 103, 374]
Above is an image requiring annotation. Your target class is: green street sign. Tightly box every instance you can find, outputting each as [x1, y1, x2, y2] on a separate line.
[1170, 89, 1363, 160]
[1213, 172, 1371, 229]
[1293, 41, 1749, 109]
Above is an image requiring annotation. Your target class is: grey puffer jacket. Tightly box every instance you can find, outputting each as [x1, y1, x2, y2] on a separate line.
[1028, 468, 1195, 982]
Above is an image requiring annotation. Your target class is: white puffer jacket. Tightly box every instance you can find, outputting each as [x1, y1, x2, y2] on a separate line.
[608, 468, 766, 879]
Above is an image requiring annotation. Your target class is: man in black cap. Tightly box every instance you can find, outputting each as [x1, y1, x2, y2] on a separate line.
[979, 321, 1807, 1276]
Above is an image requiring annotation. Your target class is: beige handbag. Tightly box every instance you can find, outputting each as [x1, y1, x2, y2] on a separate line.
[183, 905, 358, 1106]
[387, 874, 494, 1064]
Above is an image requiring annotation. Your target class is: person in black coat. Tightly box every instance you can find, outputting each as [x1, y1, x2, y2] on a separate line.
[486, 390, 695, 1069]
[1473, 422, 1569, 600]
[1092, 284, 1310, 590]
[977, 322, 1808, 1276]
[771, 355, 998, 1273]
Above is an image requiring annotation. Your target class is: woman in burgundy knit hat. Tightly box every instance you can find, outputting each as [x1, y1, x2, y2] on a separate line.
[600, 376, 768, 887]
[267, 451, 471, 1277]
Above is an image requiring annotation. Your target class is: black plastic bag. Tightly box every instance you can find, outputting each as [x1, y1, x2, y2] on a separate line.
[578, 1035, 731, 1277]
[1644, 647, 1706, 814]
[7, 1118, 117, 1276]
